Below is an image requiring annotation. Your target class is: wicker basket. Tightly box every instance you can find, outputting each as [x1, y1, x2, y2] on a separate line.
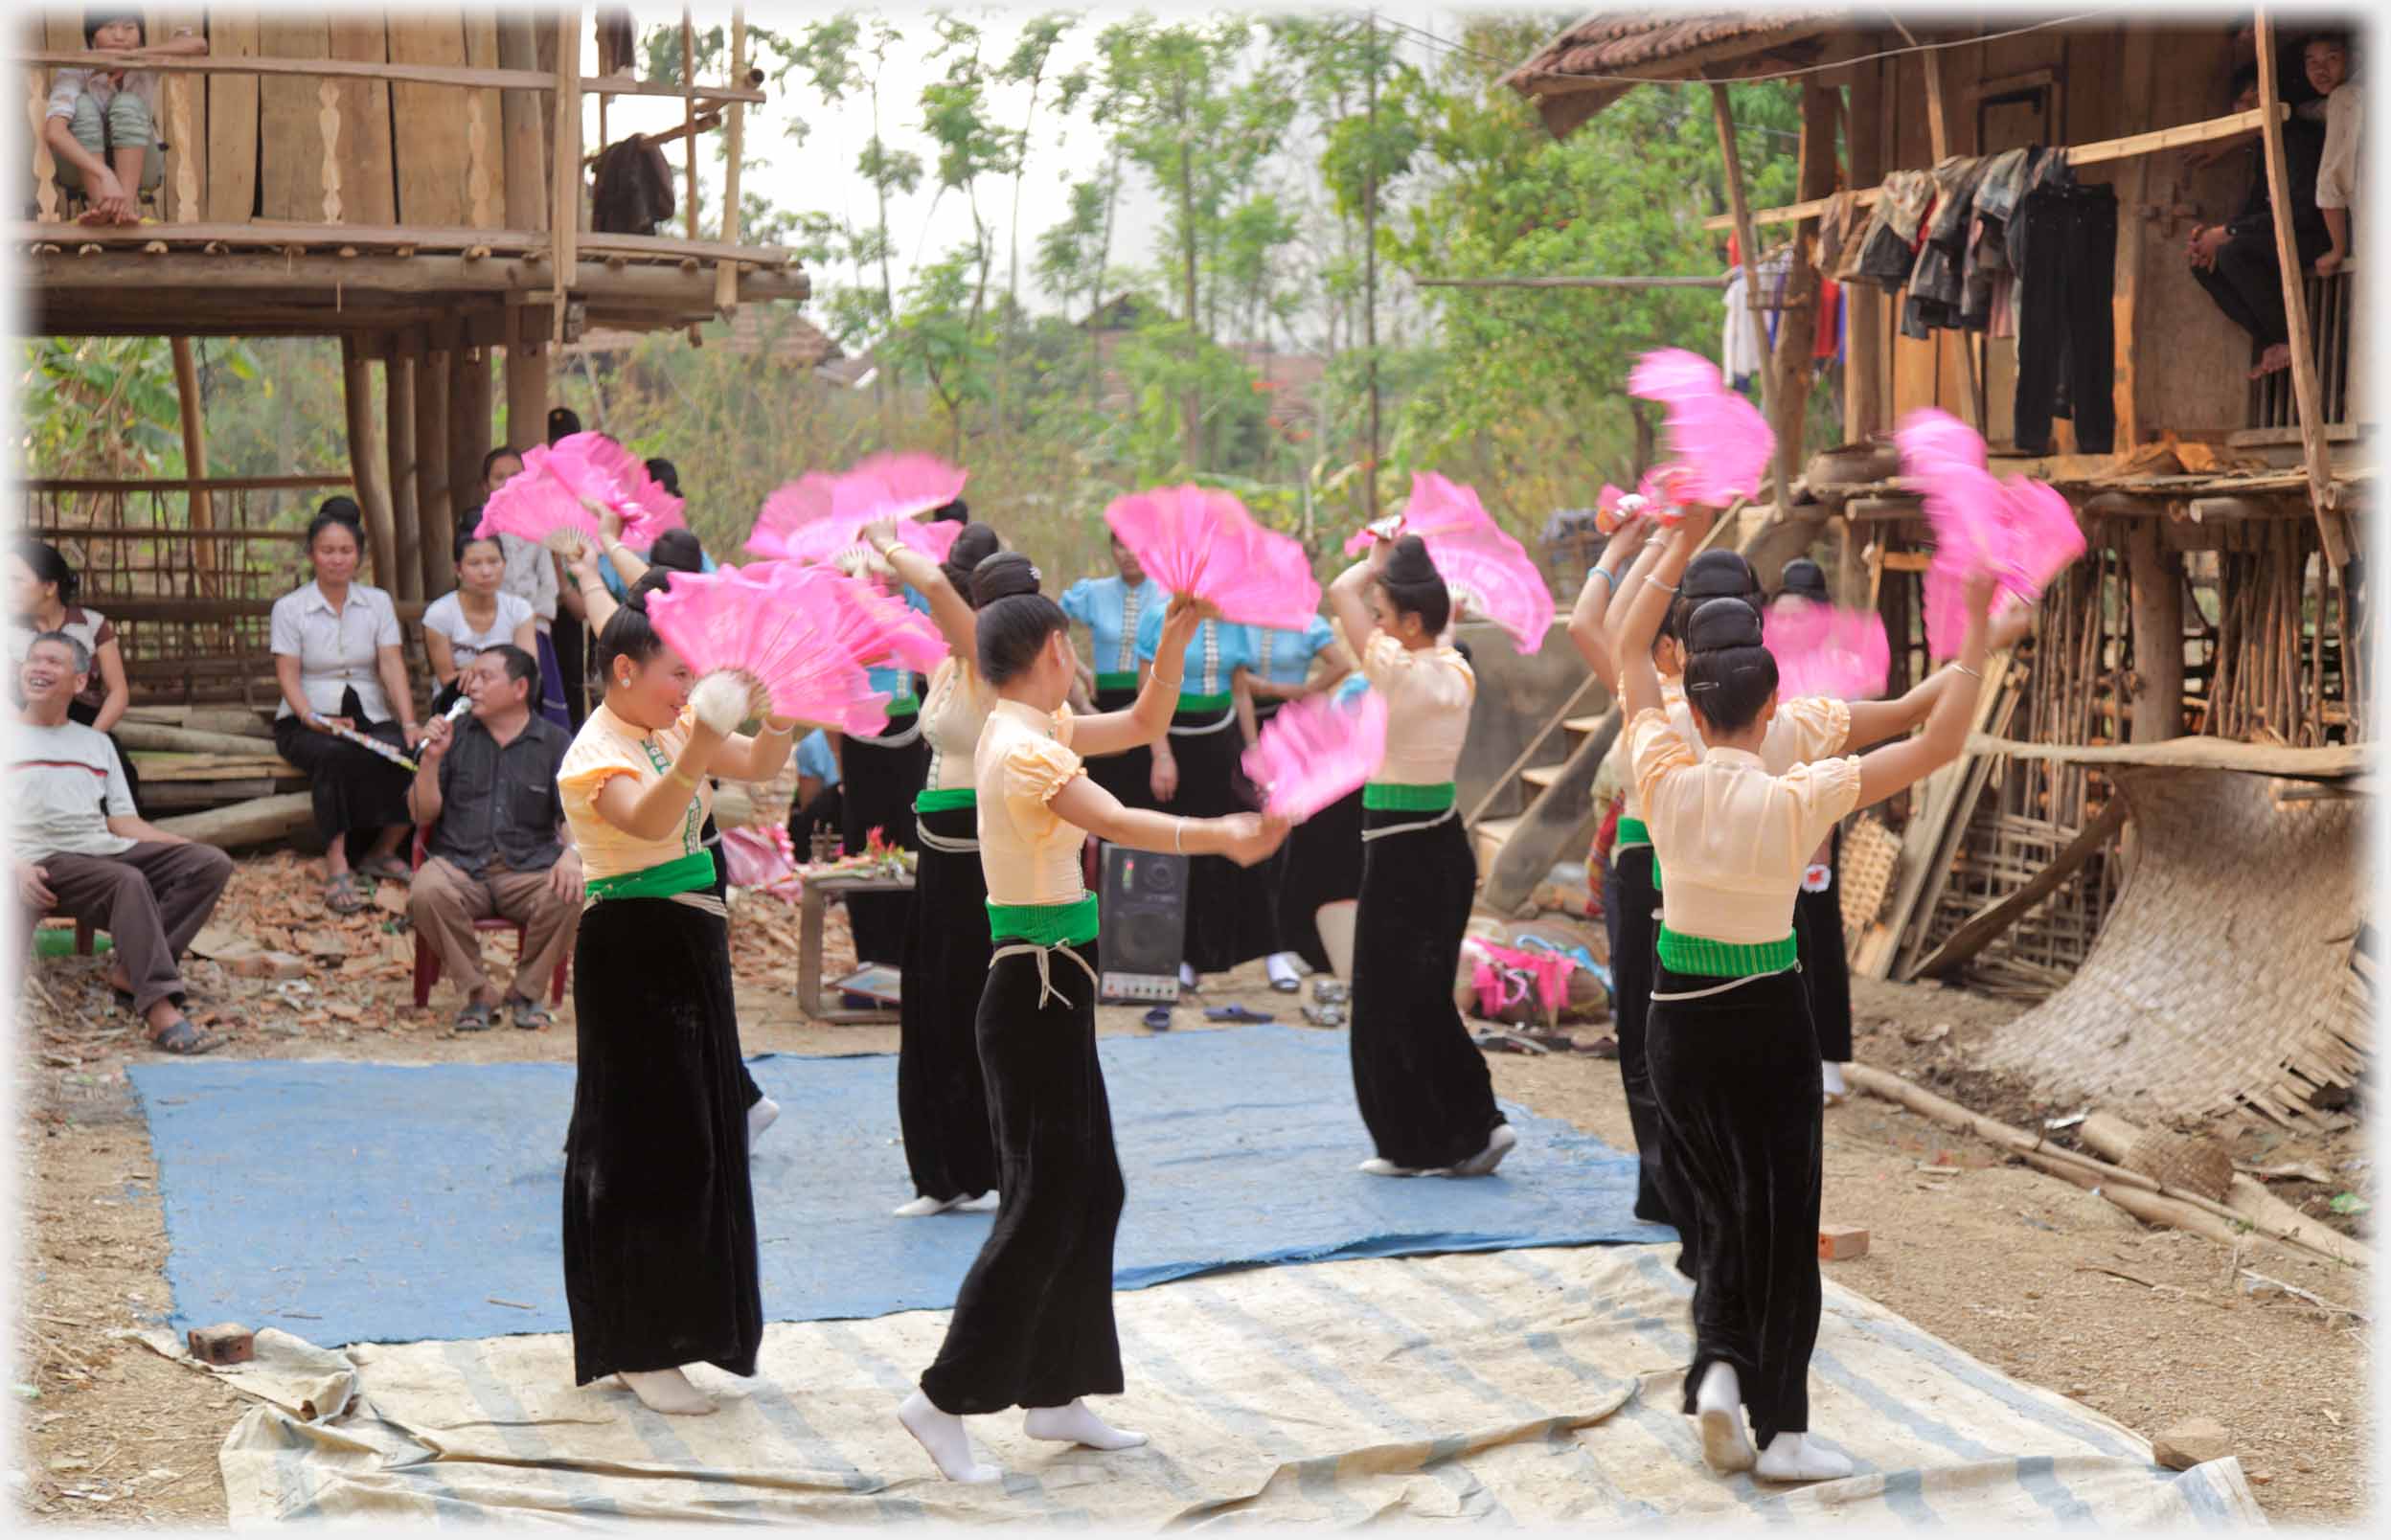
[2122, 1130, 2237, 1204]
[1839, 814, 1902, 936]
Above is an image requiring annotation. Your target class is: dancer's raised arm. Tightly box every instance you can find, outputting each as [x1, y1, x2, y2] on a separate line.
[1073, 592, 1214, 758]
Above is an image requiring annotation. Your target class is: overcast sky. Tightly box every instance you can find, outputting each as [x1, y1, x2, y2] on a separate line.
[605, 3, 1508, 325]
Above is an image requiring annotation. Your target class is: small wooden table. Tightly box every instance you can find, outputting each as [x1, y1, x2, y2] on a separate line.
[795, 869, 916, 1024]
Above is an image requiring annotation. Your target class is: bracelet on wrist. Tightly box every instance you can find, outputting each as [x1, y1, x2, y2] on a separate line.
[1949, 662, 1984, 681]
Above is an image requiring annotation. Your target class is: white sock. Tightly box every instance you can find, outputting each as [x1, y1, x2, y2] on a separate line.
[619, 1367, 715, 1415]
[1821, 1062, 1848, 1098]
[1694, 1362, 1756, 1474]
[1357, 1157, 1449, 1178]
[748, 1097, 780, 1151]
[899, 1389, 1000, 1483]
[1264, 953, 1302, 985]
[1179, 962, 1199, 990]
[1449, 1123, 1518, 1177]
[892, 1192, 967, 1218]
[1024, 1399, 1148, 1450]
[1755, 1431, 1853, 1483]
[956, 1191, 999, 1212]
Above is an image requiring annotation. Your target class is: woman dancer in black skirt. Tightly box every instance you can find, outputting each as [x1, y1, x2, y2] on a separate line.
[1324, 535, 1512, 1178]
[1772, 559, 1856, 1101]
[898, 578, 1285, 1483]
[834, 546, 932, 967]
[1058, 532, 1167, 811]
[1616, 504, 1994, 1482]
[555, 598, 800, 1415]
[863, 519, 1039, 1218]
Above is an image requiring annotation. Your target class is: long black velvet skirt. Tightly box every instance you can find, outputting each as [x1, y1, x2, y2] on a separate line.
[839, 724, 929, 966]
[1349, 804, 1505, 1169]
[897, 804, 998, 1203]
[1609, 845, 1677, 1228]
[1646, 963, 1821, 1448]
[1155, 707, 1274, 975]
[270, 688, 414, 847]
[1794, 826, 1853, 1064]
[919, 937, 1126, 1415]
[1082, 684, 1154, 812]
[1276, 784, 1364, 973]
[561, 895, 762, 1385]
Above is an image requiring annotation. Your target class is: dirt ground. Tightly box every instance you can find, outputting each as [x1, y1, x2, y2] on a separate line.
[7, 857, 2375, 1525]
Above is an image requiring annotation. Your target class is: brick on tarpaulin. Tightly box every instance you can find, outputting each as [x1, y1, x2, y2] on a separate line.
[187, 1323, 253, 1365]
[1817, 1224, 1870, 1260]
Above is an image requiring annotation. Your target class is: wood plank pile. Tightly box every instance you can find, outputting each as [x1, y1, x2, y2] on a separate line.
[119, 705, 309, 833]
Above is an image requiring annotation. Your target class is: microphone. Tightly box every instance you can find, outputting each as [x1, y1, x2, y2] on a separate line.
[443, 693, 473, 724]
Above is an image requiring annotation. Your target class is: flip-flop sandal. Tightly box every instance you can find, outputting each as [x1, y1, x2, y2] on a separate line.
[360, 857, 414, 884]
[324, 874, 368, 915]
[453, 1001, 495, 1033]
[1313, 981, 1351, 1006]
[1139, 1007, 1173, 1031]
[1300, 1005, 1346, 1028]
[507, 996, 554, 1031]
[1205, 1005, 1274, 1024]
[149, 1017, 224, 1055]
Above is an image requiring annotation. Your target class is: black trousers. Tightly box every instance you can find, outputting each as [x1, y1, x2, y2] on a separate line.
[897, 804, 998, 1203]
[2012, 183, 2118, 455]
[1349, 805, 1504, 1169]
[1152, 707, 1273, 975]
[269, 688, 413, 858]
[919, 938, 1126, 1415]
[1606, 846, 1699, 1276]
[1276, 785, 1364, 973]
[1082, 685, 1154, 812]
[1647, 964, 1822, 1450]
[1794, 827, 1853, 1064]
[552, 611, 588, 729]
[2192, 219, 2331, 351]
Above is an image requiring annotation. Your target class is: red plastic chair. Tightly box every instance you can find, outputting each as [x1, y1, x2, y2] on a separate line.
[408, 827, 570, 1008]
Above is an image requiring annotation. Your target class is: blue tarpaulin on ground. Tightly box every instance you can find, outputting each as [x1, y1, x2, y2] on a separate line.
[128, 1025, 1670, 1347]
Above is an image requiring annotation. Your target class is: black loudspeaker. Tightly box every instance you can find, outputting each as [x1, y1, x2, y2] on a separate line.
[1098, 844, 1186, 1003]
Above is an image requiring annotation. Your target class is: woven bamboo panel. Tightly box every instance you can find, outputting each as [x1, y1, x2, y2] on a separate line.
[1974, 768, 2366, 1130]
[1839, 815, 1901, 937]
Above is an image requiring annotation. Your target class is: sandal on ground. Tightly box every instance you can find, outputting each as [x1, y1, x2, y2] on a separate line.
[149, 1016, 224, 1055]
[1312, 981, 1351, 1006]
[324, 873, 368, 915]
[1140, 1006, 1173, 1031]
[453, 1000, 495, 1032]
[1205, 1004, 1274, 1024]
[1299, 1004, 1346, 1029]
[506, 995, 554, 1031]
[359, 855, 413, 884]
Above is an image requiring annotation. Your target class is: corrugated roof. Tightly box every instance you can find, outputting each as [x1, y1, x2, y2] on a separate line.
[1504, 11, 1847, 138]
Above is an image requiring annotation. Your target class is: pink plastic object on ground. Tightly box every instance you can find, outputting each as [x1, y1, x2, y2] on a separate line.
[641, 562, 894, 736]
[1418, 521, 1556, 654]
[718, 824, 801, 899]
[1340, 470, 1499, 555]
[1626, 347, 1775, 509]
[1240, 689, 1388, 822]
[1469, 940, 1575, 1019]
[745, 468, 968, 566]
[1764, 598, 1892, 701]
[1897, 408, 2086, 657]
[1104, 485, 1321, 629]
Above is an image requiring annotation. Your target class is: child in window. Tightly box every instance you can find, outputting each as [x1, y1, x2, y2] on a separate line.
[42, 11, 207, 225]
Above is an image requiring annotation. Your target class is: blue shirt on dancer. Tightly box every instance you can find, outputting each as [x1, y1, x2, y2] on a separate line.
[1238, 615, 1338, 690]
[597, 545, 716, 600]
[859, 587, 931, 707]
[1133, 606, 1256, 701]
[1059, 575, 1167, 682]
[796, 729, 839, 789]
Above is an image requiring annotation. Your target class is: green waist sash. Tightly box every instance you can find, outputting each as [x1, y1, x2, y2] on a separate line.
[987, 894, 1100, 947]
[1363, 781, 1456, 812]
[1175, 691, 1233, 714]
[915, 785, 977, 813]
[881, 693, 921, 718]
[1655, 926, 1797, 979]
[1094, 670, 1140, 693]
[586, 849, 717, 902]
[1614, 815, 1651, 849]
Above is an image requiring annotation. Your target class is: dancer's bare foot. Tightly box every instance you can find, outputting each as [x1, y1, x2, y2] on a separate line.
[1694, 1361, 1757, 1474]
[619, 1367, 714, 1415]
[1755, 1431, 1853, 1483]
[1024, 1398, 1147, 1450]
[2251, 343, 2293, 378]
[899, 1389, 1000, 1483]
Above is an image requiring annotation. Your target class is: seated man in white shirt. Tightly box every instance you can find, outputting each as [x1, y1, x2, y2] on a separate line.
[10, 632, 234, 1053]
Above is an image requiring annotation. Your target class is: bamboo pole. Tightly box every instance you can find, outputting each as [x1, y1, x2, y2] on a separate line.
[714, 8, 746, 313]
[167, 336, 218, 609]
[505, 304, 551, 448]
[1709, 78, 1779, 512]
[385, 351, 423, 604]
[416, 322, 456, 598]
[339, 335, 399, 590]
[2252, 11, 2340, 556]
[2078, 1111, 2372, 1270]
[551, 9, 583, 343]
[495, 13, 549, 234]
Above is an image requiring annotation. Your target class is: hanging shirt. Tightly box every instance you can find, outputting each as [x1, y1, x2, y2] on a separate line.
[1059, 575, 1166, 685]
[921, 654, 996, 792]
[1629, 708, 1862, 949]
[1721, 265, 1765, 386]
[795, 729, 839, 790]
[268, 580, 402, 723]
[1239, 616, 1338, 690]
[974, 698, 1088, 908]
[1133, 610, 1255, 704]
[1360, 632, 1474, 786]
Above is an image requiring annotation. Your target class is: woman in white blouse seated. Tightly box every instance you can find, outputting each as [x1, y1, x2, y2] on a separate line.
[422, 528, 536, 714]
[268, 500, 423, 916]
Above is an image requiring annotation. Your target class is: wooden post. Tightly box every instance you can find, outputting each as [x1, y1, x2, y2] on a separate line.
[506, 305, 551, 448]
[680, 7, 698, 247]
[715, 8, 747, 312]
[552, 10, 584, 342]
[495, 13, 548, 232]
[451, 336, 492, 524]
[1761, 80, 1839, 515]
[2109, 27, 2159, 449]
[1921, 37, 1952, 164]
[1844, 58, 1885, 444]
[339, 335, 399, 591]
[167, 336, 216, 600]
[385, 350, 423, 604]
[1709, 79, 1780, 510]
[2124, 518, 2184, 741]
[417, 322, 456, 598]
[2253, 11, 2341, 555]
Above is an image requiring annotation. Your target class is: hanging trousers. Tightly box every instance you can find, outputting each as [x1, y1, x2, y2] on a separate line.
[2012, 183, 2118, 455]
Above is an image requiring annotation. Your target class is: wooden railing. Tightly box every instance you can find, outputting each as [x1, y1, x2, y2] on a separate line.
[2248, 267, 2359, 437]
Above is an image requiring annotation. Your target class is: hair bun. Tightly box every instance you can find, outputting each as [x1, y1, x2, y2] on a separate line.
[1682, 549, 1760, 602]
[1685, 595, 1765, 653]
[1382, 532, 1442, 586]
[969, 550, 1040, 609]
[1778, 557, 1831, 605]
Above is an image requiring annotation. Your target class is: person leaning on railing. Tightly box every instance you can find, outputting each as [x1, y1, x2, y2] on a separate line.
[40, 11, 207, 226]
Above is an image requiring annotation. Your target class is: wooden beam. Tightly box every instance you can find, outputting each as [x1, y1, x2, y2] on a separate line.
[1844, 57, 1885, 442]
[681, 7, 698, 256]
[715, 8, 748, 313]
[9, 49, 762, 102]
[1709, 79, 1779, 511]
[1909, 798, 2130, 979]
[339, 336, 398, 590]
[23, 474, 346, 493]
[583, 109, 722, 165]
[1413, 274, 1728, 290]
[505, 305, 552, 454]
[552, 10, 584, 340]
[167, 337, 216, 598]
[1765, 79, 1838, 510]
[28, 251, 807, 301]
[1921, 34, 1953, 163]
[417, 323, 456, 598]
[14, 220, 793, 267]
[2124, 518, 2183, 741]
[1701, 105, 2291, 231]
[2253, 11, 2338, 555]
[1968, 733, 2371, 778]
[2109, 28, 2158, 449]
[581, 75, 764, 103]
[496, 14, 549, 234]
[385, 351, 423, 604]
[451, 334, 493, 529]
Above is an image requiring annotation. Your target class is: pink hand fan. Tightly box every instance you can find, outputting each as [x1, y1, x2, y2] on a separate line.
[832, 451, 969, 523]
[1240, 688, 1388, 821]
[1340, 470, 1499, 555]
[474, 450, 603, 554]
[1104, 485, 1322, 629]
[1627, 347, 1775, 509]
[1899, 409, 2086, 656]
[821, 567, 950, 675]
[641, 561, 893, 737]
[1764, 598, 1892, 701]
[550, 432, 687, 545]
[745, 471, 967, 566]
[1418, 522, 1556, 653]
[718, 824, 800, 899]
